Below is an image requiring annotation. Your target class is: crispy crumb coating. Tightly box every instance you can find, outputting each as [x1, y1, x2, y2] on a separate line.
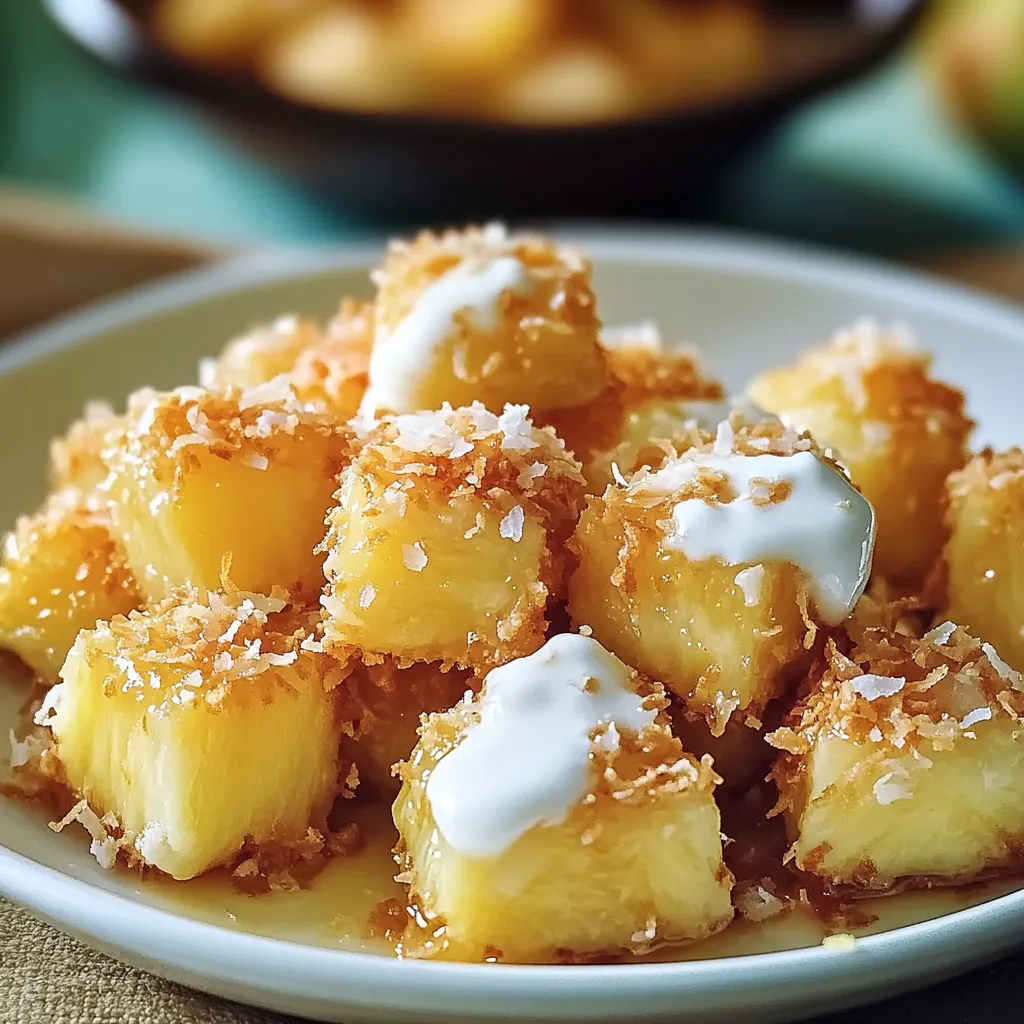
[102, 383, 354, 602]
[45, 585, 351, 880]
[49, 401, 124, 494]
[368, 224, 606, 413]
[320, 403, 586, 669]
[392, 672, 733, 962]
[202, 301, 372, 420]
[0, 489, 141, 680]
[541, 336, 725, 488]
[939, 448, 1024, 673]
[769, 618, 1024, 892]
[337, 658, 477, 800]
[748, 321, 972, 590]
[569, 418, 835, 735]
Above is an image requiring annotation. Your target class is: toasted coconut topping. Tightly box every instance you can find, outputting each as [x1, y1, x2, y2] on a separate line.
[49, 798, 120, 869]
[325, 403, 584, 548]
[112, 383, 352, 481]
[57, 585, 347, 715]
[769, 623, 1024, 766]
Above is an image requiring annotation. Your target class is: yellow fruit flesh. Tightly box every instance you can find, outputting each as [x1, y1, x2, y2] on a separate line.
[942, 451, 1024, 672]
[105, 424, 346, 603]
[570, 500, 808, 734]
[748, 332, 971, 589]
[394, 726, 732, 962]
[788, 725, 1024, 887]
[51, 601, 343, 880]
[322, 478, 548, 667]
[0, 494, 140, 679]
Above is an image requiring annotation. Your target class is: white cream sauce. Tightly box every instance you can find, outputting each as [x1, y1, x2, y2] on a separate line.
[365, 256, 534, 413]
[425, 633, 654, 859]
[641, 450, 875, 625]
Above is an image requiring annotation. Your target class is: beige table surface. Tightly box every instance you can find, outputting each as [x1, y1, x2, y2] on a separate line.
[1, 193, 1023, 1023]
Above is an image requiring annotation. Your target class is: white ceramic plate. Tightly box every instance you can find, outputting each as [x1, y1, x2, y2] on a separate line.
[2, 232, 1024, 1024]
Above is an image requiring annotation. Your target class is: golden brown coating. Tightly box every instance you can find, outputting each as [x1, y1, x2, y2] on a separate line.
[337, 659, 477, 800]
[366, 224, 606, 414]
[202, 301, 372, 420]
[0, 489, 141, 680]
[320, 403, 585, 669]
[769, 618, 1024, 892]
[938, 448, 1024, 673]
[45, 585, 351, 880]
[49, 401, 124, 494]
[748, 321, 973, 590]
[102, 383, 354, 602]
[541, 331, 725, 489]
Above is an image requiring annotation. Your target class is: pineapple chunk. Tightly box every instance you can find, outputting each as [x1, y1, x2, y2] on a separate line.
[0, 490, 140, 679]
[541, 327, 725, 490]
[321, 403, 585, 669]
[42, 589, 349, 880]
[49, 401, 123, 494]
[747, 321, 972, 589]
[364, 224, 606, 414]
[569, 418, 875, 735]
[201, 314, 323, 390]
[393, 633, 733, 962]
[201, 302, 372, 420]
[939, 449, 1024, 672]
[102, 384, 353, 603]
[337, 659, 476, 800]
[769, 619, 1024, 891]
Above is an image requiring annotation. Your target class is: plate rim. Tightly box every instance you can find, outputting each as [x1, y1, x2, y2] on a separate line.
[2, 227, 1024, 1019]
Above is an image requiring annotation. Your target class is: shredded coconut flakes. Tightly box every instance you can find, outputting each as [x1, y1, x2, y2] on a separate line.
[498, 505, 525, 542]
[851, 673, 906, 701]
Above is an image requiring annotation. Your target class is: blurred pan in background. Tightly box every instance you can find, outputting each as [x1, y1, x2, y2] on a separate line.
[45, 0, 928, 219]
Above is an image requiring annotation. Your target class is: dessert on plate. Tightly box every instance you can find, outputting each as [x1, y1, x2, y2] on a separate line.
[5, 223, 1020, 964]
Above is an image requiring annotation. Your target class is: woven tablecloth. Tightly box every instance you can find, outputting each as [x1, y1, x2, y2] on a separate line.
[1, 221, 1023, 1024]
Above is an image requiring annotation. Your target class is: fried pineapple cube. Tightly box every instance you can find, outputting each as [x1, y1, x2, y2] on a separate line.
[364, 224, 606, 415]
[939, 449, 1024, 673]
[201, 302, 372, 420]
[201, 314, 324, 391]
[747, 321, 972, 589]
[0, 491, 140, 679]
[541, 326, 726, 490]
[569, 419, 875, 736]
[321, 404, 585, 669]
[337, 659, 476, 800]
[393, 633, 733, 962]
[42, 589, 348, 880]
[769, 621, 1024, 891]
[49, 401, 124, 494]
[102, 384, 352, 603]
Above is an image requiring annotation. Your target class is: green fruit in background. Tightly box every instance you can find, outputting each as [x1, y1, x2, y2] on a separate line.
[924, 0, 1024, 174]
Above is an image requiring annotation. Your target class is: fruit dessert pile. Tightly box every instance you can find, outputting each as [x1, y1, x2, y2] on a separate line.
[5, 225, 1022, 964]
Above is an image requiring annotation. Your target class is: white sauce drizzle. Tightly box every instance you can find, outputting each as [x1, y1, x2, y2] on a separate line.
[641, 451, 875, 625]
[425, 633, 655, 859]
[364, 256, 535, 412]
